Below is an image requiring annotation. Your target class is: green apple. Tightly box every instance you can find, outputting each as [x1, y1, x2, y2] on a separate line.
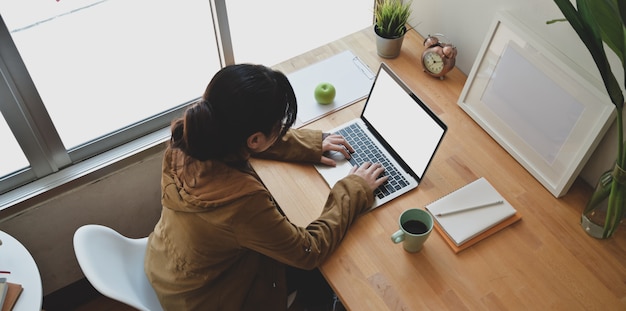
[314, 82, 336, 105]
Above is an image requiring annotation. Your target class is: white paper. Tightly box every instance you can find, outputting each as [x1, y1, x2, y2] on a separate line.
[287, 50, 375, 127]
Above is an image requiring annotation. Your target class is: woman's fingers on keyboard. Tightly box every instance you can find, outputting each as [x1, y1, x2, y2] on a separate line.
[351, 162, 388, 191]
[323, 135, 353, 159]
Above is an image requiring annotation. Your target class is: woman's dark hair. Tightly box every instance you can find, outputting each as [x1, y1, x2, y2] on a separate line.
[170, 64, 297, 161]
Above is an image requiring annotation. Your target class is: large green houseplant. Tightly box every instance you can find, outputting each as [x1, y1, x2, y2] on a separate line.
[374, 0, 412, 58]
[549, 0, 626, 238]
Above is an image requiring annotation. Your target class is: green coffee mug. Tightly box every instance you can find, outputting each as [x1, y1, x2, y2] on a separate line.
[391, 208, 433, 253]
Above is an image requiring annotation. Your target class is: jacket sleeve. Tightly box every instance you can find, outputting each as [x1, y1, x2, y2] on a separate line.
[254, 128, 323, 163]
[234, 175, 374, 270]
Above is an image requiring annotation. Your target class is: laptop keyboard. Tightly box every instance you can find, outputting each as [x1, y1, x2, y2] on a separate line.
[335, 123, 409, 199]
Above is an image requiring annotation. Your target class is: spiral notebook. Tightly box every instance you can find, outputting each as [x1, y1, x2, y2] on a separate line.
[425, 177, 522, 253]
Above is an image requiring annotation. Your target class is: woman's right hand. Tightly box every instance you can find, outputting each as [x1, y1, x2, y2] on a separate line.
[349, 162, 388, 192]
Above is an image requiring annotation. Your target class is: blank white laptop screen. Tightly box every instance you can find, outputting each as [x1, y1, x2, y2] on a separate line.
[315, 63, 447, 208]
[362, 65, 446, 180]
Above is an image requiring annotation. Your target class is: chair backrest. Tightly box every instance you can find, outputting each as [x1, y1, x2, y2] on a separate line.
[73, 224, 164, 311]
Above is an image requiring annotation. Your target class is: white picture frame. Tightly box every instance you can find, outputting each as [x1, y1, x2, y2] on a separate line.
[458, 11, 616, 198]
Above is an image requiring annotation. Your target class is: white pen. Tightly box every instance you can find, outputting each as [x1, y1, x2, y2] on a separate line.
[435, 200, 504, 216]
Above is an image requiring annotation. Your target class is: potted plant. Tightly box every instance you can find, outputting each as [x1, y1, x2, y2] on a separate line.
[548, 0, 625, 238]
[374, 0, 413, 58]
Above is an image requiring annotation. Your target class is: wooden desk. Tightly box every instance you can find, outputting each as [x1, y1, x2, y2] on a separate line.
[0, 230, 42, 311]
[251, 28, 626, 310]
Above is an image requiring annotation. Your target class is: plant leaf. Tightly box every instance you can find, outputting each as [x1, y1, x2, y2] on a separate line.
[553, 0, 623, 110]
[586, 0, 624, 64]
[604, 178, 625, 237]
[581, 0, 625, 112]
[375, 0, 412, 38]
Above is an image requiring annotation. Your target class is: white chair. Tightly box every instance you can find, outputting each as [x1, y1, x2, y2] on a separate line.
[73, 224, 164, 311]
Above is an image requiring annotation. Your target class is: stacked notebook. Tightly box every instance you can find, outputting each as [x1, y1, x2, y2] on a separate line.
[425, 177, 522, 253]
[0, 278, 22, 311]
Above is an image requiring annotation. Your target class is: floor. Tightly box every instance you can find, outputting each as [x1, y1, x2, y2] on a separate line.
[71, 295, 136, 311]
[43, 277, 346, 311]
[41, 278, 135, 311]
[69, 293, 347, 311]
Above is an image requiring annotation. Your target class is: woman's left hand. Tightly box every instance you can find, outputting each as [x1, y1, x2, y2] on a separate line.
[320, 134, 354, 167]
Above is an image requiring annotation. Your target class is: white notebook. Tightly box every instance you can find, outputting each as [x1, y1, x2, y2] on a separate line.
[425, 177, 517, 246]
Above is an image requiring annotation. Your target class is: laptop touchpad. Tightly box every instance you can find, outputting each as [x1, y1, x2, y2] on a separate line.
[315, 154, 353, 187]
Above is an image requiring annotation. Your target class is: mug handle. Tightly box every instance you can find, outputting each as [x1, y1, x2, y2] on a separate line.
[391, 230, 405, 244]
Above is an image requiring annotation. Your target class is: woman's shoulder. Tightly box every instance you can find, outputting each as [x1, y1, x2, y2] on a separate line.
[163, 150, 267, 202]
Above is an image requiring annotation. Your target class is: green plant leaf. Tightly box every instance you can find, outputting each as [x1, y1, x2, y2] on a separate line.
[553, 0, 623, 110]
[375, 0, 412, 38]
[604, 178, 625, 237]
[584, 172, 613, 215]
[585, 0, 624, 64]
[582, 2, 625, 167]
[552, 0, 626, 238]
[615, 0, 626, 55]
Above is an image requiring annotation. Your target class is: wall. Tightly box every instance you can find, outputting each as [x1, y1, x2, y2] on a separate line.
[408, 0, 625, 186]
[0, 151, 163, 295]
[0, 0, 623, 298]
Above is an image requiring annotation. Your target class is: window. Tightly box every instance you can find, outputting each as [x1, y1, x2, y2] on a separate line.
[0, 112, 28, 177]
[225, 0, 373, 66]
[0, 0, 220, 195]
[0, 0, 373, 207]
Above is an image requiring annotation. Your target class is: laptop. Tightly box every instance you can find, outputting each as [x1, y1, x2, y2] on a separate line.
[314, 63, 447, 209]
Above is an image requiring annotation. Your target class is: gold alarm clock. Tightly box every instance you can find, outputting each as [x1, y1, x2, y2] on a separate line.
[421, 34, 457, 79]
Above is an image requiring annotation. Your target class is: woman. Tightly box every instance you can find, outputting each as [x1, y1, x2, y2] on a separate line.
[144, 64, 387, 311]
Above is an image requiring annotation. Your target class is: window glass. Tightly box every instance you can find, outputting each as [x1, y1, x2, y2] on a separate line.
[226, 0, 373, 66]
[0, 0, 376, 196]
[0, 0, 220, 149]
[0, 112, 28, 177]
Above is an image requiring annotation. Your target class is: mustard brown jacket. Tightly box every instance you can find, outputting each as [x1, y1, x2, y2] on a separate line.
[144, 129, 374, 311]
